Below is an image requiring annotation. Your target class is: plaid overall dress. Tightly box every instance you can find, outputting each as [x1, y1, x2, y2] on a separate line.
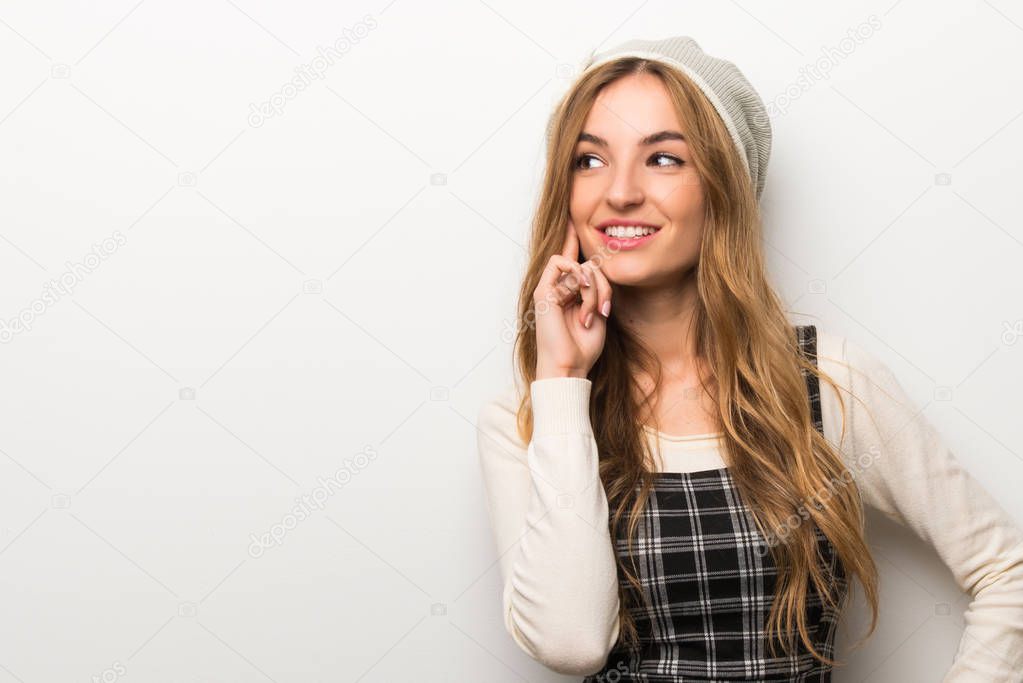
[584, 325, 848, 682]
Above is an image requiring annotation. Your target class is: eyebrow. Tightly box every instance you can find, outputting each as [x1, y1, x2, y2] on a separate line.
[578, 130, 686, 146]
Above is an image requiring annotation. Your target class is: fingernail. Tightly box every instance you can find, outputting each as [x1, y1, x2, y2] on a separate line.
[601, 301, 611, 317]
[584, 312, 593, 328]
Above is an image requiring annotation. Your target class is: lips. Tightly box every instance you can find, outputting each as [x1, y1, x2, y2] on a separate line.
[594, 219, 662, 251]
[596, 218, 660, 230]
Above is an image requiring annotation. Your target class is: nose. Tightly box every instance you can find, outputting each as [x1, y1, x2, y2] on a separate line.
[605, 164, 644, 210]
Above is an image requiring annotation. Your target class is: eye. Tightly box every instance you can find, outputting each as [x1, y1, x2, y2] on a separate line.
[574, 153, 605, 170]
[649, 152, 683, 167]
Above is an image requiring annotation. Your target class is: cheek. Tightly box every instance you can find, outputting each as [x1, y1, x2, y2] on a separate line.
[569, 182, 603, 255]
[656, 178, 704, 222]
[569, 178, 601, 219]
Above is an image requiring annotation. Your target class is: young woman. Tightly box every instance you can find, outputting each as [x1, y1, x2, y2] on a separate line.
[476, 36, 1023, 681]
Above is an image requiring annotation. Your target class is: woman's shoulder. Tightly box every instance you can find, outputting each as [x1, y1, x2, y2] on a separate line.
[476, 381, 529, 465]
[812, 326, 898, 396]
[810, 326, 911, 445]
[478, 381, 524, 427]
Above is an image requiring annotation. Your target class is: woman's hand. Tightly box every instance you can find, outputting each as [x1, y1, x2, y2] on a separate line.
[533, 219, 613, 380]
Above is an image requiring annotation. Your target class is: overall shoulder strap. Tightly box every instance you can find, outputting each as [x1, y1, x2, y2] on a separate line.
[795, 324, 824, 435]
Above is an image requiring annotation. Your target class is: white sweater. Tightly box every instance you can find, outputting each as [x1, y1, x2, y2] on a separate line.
[476, 330, 1023, 681]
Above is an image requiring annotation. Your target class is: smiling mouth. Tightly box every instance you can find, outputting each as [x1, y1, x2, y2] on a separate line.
[594, 223, 663, 250]
[599, 225, 661, 238]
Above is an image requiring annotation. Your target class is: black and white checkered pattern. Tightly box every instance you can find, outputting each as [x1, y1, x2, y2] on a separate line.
[585, 325, 848, 682]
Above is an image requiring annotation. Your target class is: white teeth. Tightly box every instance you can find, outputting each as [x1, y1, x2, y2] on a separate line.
[602, 225, 658, 238]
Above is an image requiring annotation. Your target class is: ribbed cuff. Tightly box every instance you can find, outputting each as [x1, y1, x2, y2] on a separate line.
[530, 377, 593, 437]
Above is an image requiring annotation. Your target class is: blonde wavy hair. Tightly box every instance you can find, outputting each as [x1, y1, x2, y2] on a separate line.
[511, 57, 879, 666]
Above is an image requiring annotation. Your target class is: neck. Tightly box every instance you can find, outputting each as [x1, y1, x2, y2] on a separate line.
[615, 270, 703, 379]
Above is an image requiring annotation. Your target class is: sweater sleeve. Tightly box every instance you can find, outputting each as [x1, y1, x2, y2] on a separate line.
[817, 331, 1023, 682]
[476, 377, 621, 675]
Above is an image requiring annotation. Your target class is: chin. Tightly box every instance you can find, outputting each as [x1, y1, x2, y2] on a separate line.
[600, 261, 654, 285]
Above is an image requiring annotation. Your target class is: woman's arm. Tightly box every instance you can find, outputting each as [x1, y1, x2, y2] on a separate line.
[818, 331, 1023, 681]
[476, 376, 621, 675]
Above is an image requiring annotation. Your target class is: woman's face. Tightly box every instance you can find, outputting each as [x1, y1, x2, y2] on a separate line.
[569, 71, 705, 286]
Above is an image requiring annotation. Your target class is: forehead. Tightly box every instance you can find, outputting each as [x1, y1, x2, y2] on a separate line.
[582, 72, 682, 139]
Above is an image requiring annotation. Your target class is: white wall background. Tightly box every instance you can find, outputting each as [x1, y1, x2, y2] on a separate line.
[0, 0, 1020, 681]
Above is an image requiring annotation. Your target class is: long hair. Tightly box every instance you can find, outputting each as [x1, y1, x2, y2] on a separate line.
[511, 57, 879, 665]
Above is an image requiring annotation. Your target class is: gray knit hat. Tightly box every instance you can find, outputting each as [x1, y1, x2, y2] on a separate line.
[549, 36, 772, 200]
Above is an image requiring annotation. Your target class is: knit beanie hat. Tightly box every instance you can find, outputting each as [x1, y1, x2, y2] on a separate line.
[548, 36, 772, 200]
